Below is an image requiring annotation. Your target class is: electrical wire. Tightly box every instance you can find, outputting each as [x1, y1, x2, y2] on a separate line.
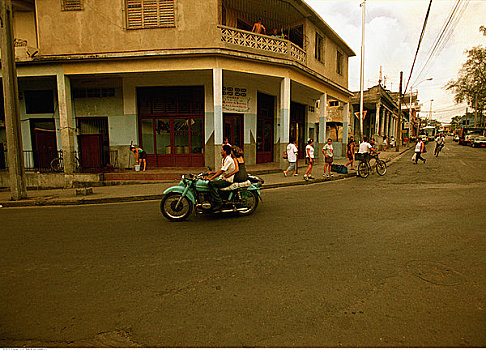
[411, 0, 469, 86]
[403, 0, 433, 94]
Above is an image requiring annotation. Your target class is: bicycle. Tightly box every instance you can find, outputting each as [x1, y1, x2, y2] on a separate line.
[356, 152, 387, 178]
[50, 150, 81, 172]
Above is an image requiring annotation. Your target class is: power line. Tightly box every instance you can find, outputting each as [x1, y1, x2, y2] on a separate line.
[403, 0, 433, 94]
[411, 0, 469, 87]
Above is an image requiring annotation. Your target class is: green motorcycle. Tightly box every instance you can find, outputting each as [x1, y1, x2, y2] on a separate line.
[161, 171, 263, 221]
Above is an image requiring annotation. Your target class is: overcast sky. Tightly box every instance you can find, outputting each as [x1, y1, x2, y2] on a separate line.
[306, 0, 486, 123]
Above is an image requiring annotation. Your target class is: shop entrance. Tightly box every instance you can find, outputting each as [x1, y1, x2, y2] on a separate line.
[256, 92, 275, 163]
[138, 86, 204, 167]
[223, 113, 243, 149]
[290, 102, 306, 159]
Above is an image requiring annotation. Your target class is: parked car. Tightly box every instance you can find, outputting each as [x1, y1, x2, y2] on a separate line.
[471, 135, 486, 148]
[463, 133, 482, 146]
[453, 135, 459, 142]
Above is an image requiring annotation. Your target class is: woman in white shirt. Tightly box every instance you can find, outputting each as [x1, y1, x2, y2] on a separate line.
[322, 138, 334, 177]
[304, 138, 315, 180]
[414, 139, 426, 164]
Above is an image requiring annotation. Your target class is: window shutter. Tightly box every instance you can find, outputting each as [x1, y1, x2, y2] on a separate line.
[127, 0, 175, 29]
[62, 0, 82, 11]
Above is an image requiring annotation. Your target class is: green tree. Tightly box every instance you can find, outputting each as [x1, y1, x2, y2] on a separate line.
[446, 44, 486, 124]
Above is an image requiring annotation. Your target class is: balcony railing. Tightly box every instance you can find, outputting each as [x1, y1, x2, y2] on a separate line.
[218, 25, 306, 65]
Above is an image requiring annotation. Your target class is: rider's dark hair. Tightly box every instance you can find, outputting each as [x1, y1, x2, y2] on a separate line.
[222, 144, 232, 155]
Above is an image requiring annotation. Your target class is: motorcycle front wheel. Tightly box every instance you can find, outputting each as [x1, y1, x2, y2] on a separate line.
[160, 193, 193, 221]
[235, 189, 258, 216]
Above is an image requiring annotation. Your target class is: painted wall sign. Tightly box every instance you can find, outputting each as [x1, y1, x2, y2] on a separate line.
[223, 86, 250, 113]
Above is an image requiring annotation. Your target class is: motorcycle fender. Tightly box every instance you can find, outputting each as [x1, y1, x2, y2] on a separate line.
[247, 184, 260, 194]
[163, 185, 196, 204]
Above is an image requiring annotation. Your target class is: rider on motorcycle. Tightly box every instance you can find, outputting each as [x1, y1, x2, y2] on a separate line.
[204, 144, 236, 210]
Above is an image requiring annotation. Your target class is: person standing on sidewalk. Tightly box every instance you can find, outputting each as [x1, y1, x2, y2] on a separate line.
[414, 138, 426, 164]
[130, 145, 147, 171]
[322, 138, 334, 177]
[304, 138, 315, 180]
[434, 133, 445, 157]
[283, 138, 298, 177]
[345, 136, 356, 170]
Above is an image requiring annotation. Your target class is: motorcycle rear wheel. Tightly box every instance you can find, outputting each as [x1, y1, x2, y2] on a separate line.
[235, 190, 258, 216]
[160, 193, 193, 221]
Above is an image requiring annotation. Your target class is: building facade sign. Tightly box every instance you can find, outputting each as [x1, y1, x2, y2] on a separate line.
[223, 86, 250, 113]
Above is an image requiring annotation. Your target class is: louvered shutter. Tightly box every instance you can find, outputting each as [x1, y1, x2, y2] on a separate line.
[127, 0, 175, 29]
[62, 0, 82, 11]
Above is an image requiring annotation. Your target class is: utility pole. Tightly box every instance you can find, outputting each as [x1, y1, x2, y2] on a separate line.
[408, 89, 413, 146]
[359, 0, 366, 140]
[0, 0, 27, 200]
[474, 93, 478, 127]
[396, 71, 402, 152]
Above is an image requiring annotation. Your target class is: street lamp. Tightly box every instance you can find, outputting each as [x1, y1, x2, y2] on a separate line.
[409, 78, 433, 143]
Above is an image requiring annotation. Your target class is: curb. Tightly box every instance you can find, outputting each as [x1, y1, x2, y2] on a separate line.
[0, 148, 413, 208]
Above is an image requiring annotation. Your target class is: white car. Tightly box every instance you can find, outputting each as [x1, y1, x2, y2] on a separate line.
[471, 135, 486, 148]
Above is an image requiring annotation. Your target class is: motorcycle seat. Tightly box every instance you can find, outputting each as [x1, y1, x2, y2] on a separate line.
[220, 180, 252, 191]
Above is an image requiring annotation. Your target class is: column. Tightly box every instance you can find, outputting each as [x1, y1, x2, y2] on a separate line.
[375, 103, 381, 137]
[57, 71, 76, 177]
[279, 77, 291, 169]
[342, 102, 350, 157]
[385, 110, 390, 137]
[213, 68, 223, 169]
[318, 93, 327, 152]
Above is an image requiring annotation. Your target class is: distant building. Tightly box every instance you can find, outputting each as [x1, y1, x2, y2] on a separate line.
[350, 85, 412, 144]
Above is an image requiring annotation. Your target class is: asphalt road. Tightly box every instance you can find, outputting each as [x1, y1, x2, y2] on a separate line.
[1, 139, 485, 347]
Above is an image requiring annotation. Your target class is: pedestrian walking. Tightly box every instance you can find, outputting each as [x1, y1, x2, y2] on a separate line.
[434, 133, 445, 157]
[304, 138, 315, 180]
[414, 138, 426, 164]
[345, 136, 355, 169]
[283, 138, 298, 177]
[383, 136, 388, 150]
[322, 138, 334, 177]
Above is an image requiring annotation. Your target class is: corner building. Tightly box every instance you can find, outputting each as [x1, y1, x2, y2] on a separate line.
[3, 0, 355, 172]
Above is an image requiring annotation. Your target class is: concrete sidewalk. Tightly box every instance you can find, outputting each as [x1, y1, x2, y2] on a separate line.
[0, 147, 413, 208]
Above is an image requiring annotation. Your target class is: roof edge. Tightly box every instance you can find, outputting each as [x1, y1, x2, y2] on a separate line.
[298, 0, 357, 57]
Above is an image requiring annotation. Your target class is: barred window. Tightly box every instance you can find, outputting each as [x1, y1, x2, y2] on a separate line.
[61, 0, 82, 11]
[126, 0, 175, 29]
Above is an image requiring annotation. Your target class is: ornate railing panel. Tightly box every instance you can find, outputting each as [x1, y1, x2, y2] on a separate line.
[219, 25, 306, 65]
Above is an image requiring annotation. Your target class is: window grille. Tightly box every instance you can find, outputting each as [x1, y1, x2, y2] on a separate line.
[61, 0, 82, 11]
[126, 0, 175, 29]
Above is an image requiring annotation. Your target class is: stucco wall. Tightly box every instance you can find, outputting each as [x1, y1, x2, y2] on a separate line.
[304, 19, 349, 90]
[35, 0, 219, 55]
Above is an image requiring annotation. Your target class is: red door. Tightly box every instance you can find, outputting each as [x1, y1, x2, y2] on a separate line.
[34, 129, 58, 171]
[78, 134, 103, 168]
[223, 114, 244, 149]
[256, 93, 275, 163]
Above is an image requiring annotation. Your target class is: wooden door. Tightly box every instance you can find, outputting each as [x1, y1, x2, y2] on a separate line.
[78, 134, 103, 168]
[34, 129, 57, 171]
[223, 114, 243, 149]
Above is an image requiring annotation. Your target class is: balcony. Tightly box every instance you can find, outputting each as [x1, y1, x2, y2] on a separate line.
[218, 25, 306, 65]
